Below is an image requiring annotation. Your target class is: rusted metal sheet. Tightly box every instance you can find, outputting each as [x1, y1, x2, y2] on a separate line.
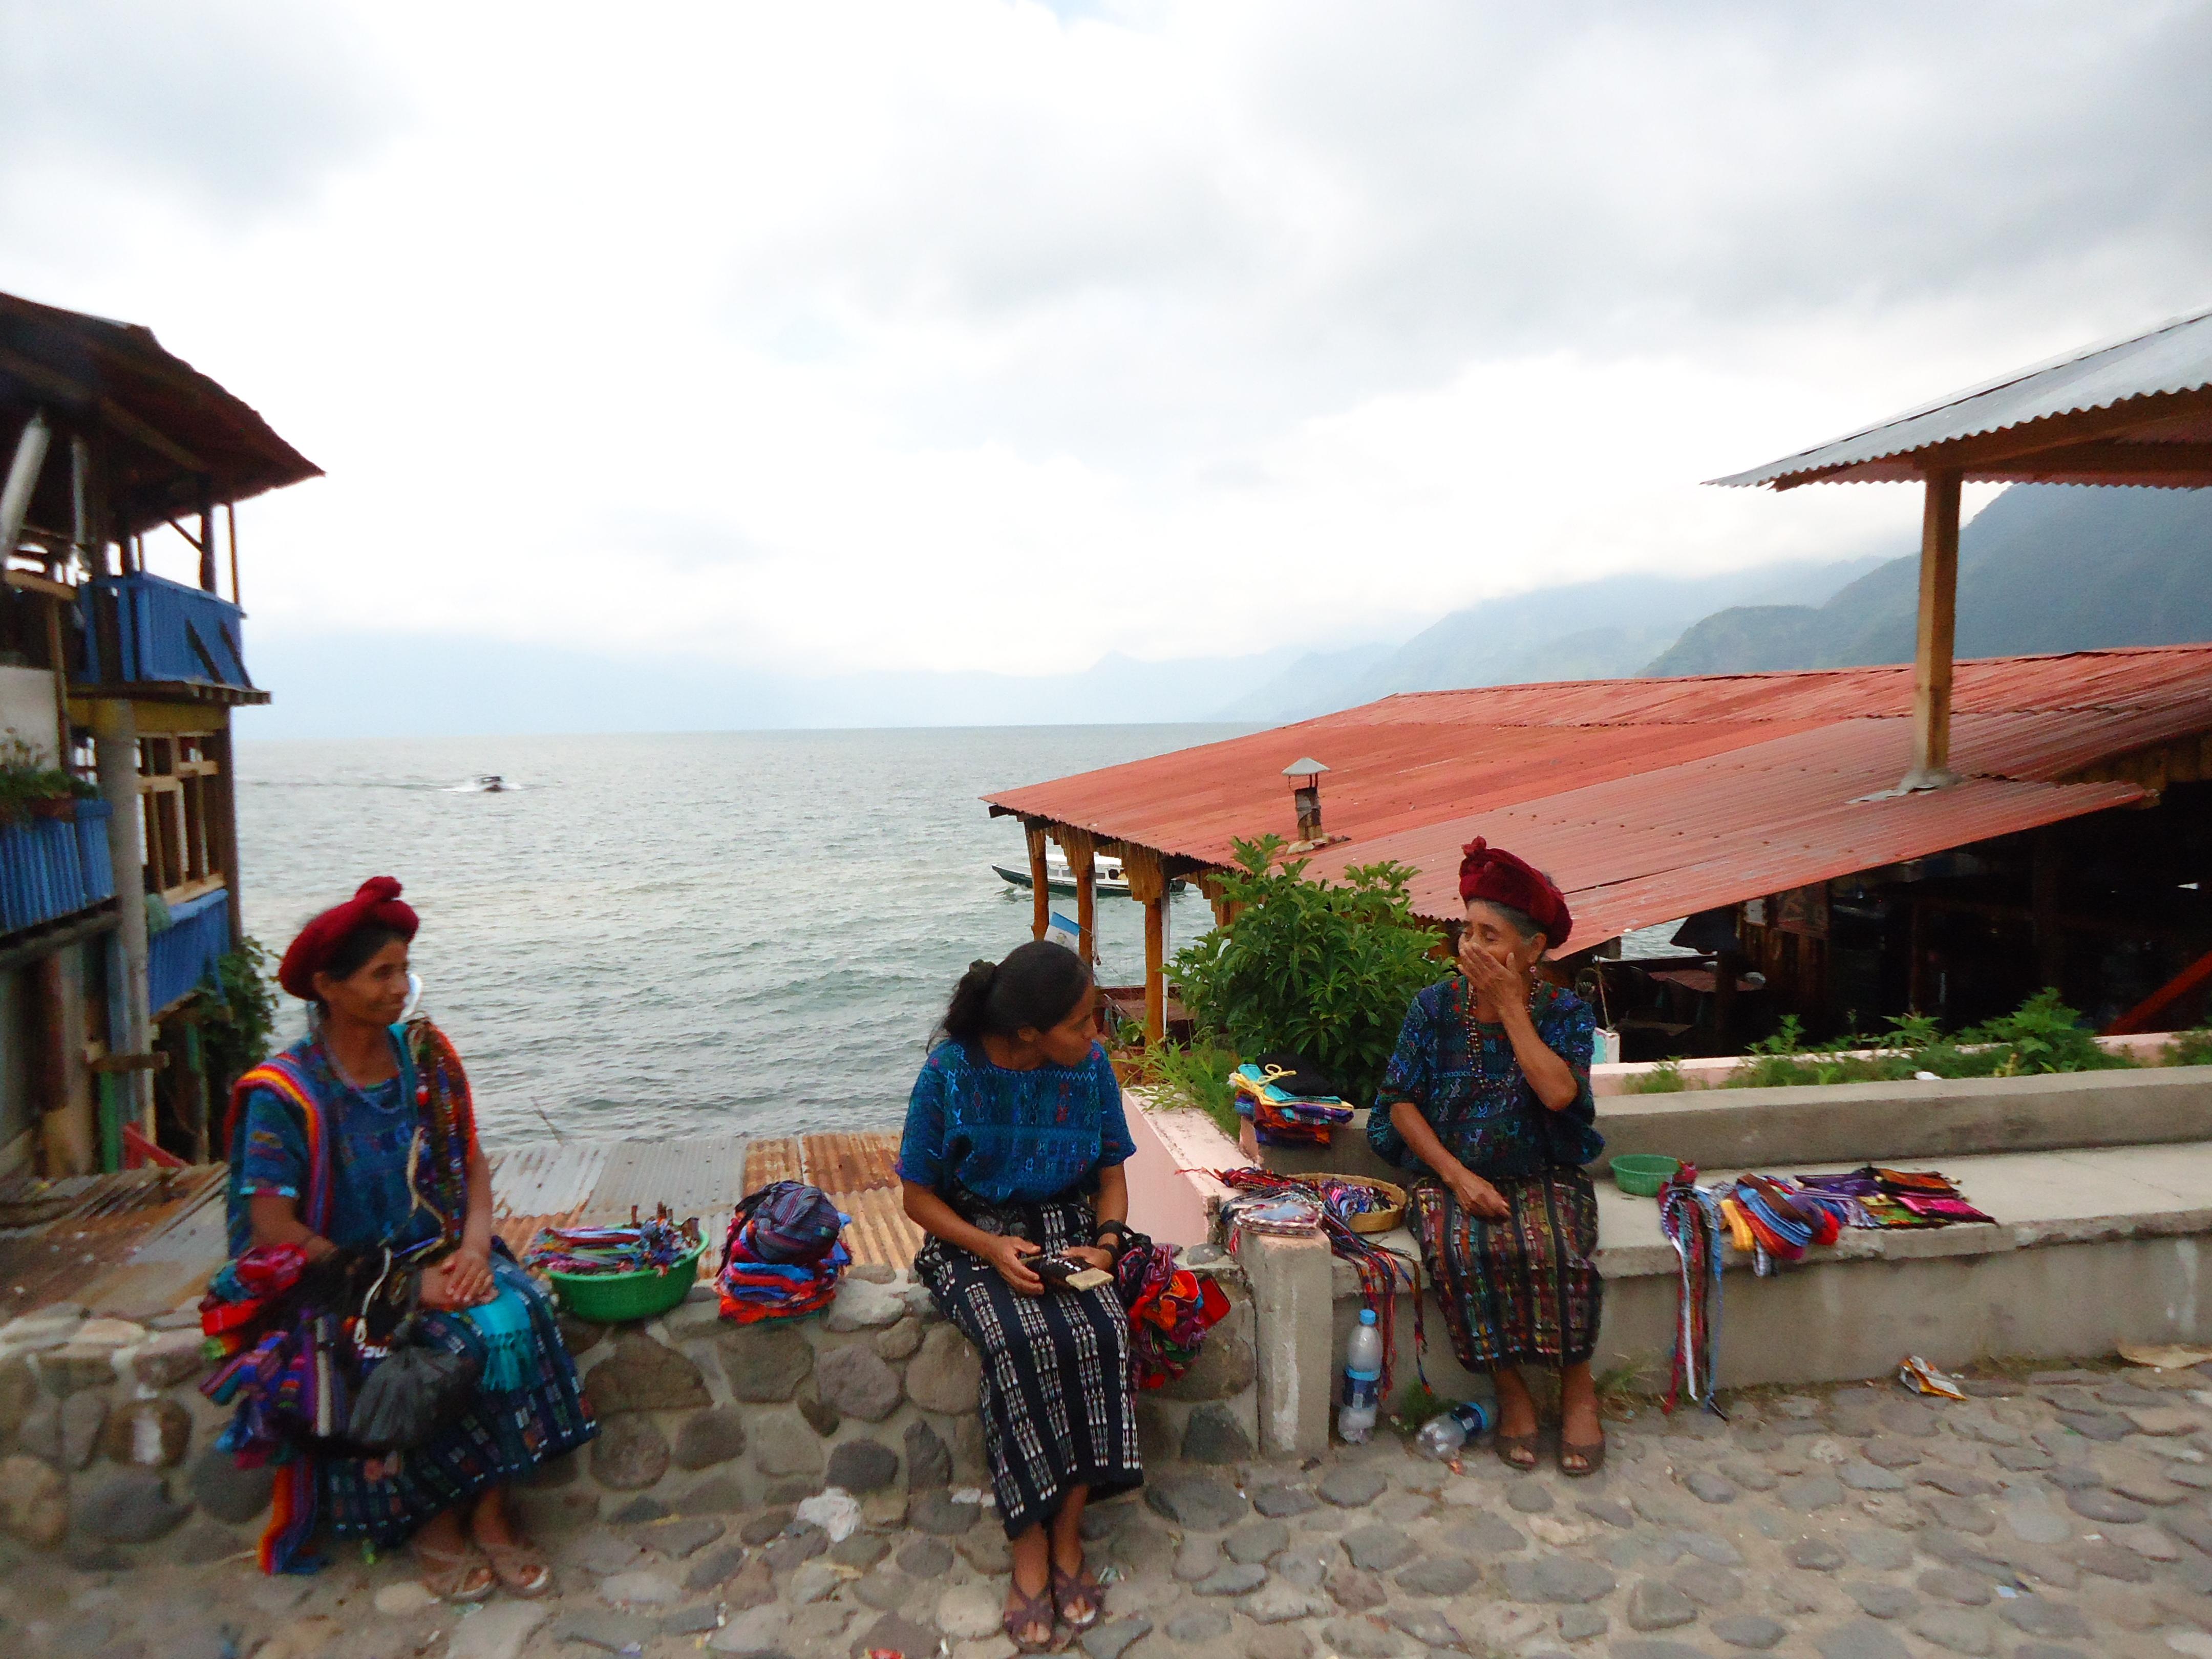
[830, 1186, 921, 1270]
[985, 646, 2212, 944]
[1713, 307, 2212, 488]
[583, 1136, 748, 1221]
[802, 1134, 901, 1196]
[0, 1164, 227, 1320]
[490, 1141, 610, 1220]
[741, 1139, 803, 1195]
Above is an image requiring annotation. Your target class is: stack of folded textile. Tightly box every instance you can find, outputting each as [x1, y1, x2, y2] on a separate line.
[714, 1181, 850, 1324]
[1794, 1165, 1994, 1228]
[1229, 1062, 1353, 1147]
[524, 1210, 700, 1276]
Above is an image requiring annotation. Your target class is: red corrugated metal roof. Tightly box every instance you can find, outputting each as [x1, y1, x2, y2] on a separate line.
[985, 646, 2212, 944]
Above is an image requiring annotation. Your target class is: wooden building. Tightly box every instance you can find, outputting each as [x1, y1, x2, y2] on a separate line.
[986, 309, 2212, 1055]
[0, 291, 317, 1175]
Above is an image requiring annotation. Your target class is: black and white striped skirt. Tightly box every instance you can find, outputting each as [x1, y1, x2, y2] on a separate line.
[913, 1195, 1142, 1538]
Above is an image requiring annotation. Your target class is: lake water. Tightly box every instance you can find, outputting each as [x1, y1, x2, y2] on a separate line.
[234, 727, 1244, 1147]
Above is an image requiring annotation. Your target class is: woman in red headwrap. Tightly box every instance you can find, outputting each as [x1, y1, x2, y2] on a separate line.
[1367, 841, 1608, 1475]
[212, 880, 595, 1596]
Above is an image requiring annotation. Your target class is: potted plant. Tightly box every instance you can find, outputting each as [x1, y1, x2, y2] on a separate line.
[0, 729, 92, 824]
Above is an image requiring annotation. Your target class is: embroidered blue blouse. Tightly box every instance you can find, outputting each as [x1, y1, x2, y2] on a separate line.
[897, 1039, 1137, 1205]
[227, 1030, 442, 1258]
[1366, 977, 1603, 1180]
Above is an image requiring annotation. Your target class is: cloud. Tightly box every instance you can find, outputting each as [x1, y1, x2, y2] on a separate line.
[2, 0, 2206, 693]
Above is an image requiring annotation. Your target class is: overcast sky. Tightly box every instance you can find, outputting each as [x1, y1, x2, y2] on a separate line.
[4, 1, 2209, 683]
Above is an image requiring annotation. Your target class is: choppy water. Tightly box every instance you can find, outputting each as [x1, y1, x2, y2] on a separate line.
[235, 727, 1242, 1147]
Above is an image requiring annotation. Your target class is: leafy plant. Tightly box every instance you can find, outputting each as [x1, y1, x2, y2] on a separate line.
[0, 727, 94, 820]
[1718, 991, 2130, 1088]
[1169, 835, 1442, 1104]
[1628, 1057, 1689, 1094]
[1145, 1038, 1245, 1140]
[1387, 1378, 1449, 1438]
[198, 937, 279, 1105]
[2164, 1027, 2212, 1067]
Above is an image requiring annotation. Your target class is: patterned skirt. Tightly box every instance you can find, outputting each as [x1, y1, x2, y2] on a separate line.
[914, 1197, 1142, 1539]
[321, 1254, 597, 1546]
[1412, 1168, 1602, 1371]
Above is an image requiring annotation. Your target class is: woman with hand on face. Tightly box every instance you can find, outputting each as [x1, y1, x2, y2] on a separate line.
[899, 942, 1140, 1653]
[1367, 841, 1608, 1476]
[223, 879, 594, 1599]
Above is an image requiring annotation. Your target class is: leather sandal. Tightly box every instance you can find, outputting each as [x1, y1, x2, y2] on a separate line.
[478, 1536, 552, 1598]
[1053, 1561, 1103, 1631]
[416, 1541, 495, 1604]
[1004, 1580, 1059, 1654]
[1494, 1431, 1541, 1471]
[1557, 1434, 1607, 1478]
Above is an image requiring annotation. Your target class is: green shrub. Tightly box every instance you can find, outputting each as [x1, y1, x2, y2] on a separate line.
[1170, 835, 1440, 1104]
[1628, 1057, 1690, 1094]
[2165, 1027, 2212, 1067]
[198, 937, 279, 1105]
[1146, 1038, 1245, 1141]
[1717, 991, 2130, 1089]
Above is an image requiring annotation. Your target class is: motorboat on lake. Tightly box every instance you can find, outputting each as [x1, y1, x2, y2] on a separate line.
[993, 847, 1184, 897]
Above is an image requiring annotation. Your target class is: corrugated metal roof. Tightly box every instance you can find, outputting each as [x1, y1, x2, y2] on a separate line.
[1712, 307, 2212, 489]
[985, 645, 2212, 945]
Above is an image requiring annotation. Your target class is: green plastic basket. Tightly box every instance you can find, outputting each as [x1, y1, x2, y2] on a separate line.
[545, 1241, 707, 1324]
[1610, 1154, 1682, 1198]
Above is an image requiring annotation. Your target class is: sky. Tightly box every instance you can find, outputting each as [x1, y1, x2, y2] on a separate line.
[4, 1, 2211, 725]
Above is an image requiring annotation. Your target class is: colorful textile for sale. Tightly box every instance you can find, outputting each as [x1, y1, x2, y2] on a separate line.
[525, 1210, 700, 1277]
[714, 1207, 850, 1324]
[1115, 1242, 1232, 1390]
[1229, 1062, 1353, 1147]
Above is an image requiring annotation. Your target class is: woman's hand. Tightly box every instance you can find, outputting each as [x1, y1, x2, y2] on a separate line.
[1064, 1245, 1116, 1274]
[420, 1245, 495, 1310]
[1458, 933, 1529, 1011]
[1445, 1165, 1511, 1221]
[980, 1234, 1045, 1296]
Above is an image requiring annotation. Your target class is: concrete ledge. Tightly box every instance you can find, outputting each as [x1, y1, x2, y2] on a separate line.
[1596, 1065, 2212, 1169]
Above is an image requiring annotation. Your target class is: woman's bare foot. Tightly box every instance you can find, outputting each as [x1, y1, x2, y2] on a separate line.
[1006, 1526, 1056, 1652]
[415, 1507, 493, 1603]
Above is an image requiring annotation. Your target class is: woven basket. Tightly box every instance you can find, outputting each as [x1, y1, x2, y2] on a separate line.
[1304, 1174, 1407, 1233]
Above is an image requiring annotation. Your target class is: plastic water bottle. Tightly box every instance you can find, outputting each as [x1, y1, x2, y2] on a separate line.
[1338, 1309, 1383, 1443]
[1415, 1401, 1494, 1462]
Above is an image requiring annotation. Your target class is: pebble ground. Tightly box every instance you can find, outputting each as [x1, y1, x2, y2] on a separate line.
[11, 1362, 2212, 1659]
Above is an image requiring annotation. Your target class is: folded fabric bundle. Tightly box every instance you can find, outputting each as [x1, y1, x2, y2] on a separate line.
[1117, 1244, 1232, 1390]
[1230, 1062, 1353, 1147]
[714, 1215, 850, 1324]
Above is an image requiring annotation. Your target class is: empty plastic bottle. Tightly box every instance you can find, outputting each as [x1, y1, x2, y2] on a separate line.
[1338, 1309, 1383, 1443]
[1415, 1400, 1494, 1461]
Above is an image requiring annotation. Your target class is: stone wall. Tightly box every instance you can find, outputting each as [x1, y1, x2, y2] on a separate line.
[0, 1258, 1256, 1560]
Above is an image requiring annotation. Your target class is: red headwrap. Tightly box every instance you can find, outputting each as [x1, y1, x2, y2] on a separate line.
[277, 877, 420, 1000]
[1457, 839, 1571, 949]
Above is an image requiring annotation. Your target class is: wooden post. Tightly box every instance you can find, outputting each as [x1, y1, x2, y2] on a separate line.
[1026, 823, 1050, 942]
[198, 477, 217, 593]
[226, 502, 240, 605]
[206, 718, 243, 945]
[181, 1021, 208, 1164]
[1055, 827, 1097, 969]
[43, 594, 69, 769]
[2032, 829, 2062, 992]
[1122, 846, 1169, 1047]
[1906, 469, 1963, 790]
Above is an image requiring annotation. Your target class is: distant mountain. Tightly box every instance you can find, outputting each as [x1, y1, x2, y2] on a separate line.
[1644, 485, 2212, 676]
[1217, 555, 1883, 722]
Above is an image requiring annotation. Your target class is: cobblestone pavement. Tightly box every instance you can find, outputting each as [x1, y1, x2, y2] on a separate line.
[14, 1363, 2212, 1659]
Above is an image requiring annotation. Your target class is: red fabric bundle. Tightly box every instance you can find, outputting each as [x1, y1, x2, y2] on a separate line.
[277, 877, 419, 999]
[1457, 839, 1571, 947]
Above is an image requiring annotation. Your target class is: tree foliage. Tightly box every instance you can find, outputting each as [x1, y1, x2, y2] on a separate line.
[1170, 835, 1441, 1104]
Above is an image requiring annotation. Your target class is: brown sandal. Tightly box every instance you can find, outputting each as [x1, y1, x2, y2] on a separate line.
[417, 1541, 495, 1604]
[1006, 1580, 1059, 1653]
[1053, 1562, 1103, 1630]
[478, 1536, 552, 1597]
[1558, 1434, 1607, 1478]
[1495, 1432, 1541, 1471]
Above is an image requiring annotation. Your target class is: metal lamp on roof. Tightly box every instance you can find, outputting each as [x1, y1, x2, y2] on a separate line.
[1283, 757, 1329, 842]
